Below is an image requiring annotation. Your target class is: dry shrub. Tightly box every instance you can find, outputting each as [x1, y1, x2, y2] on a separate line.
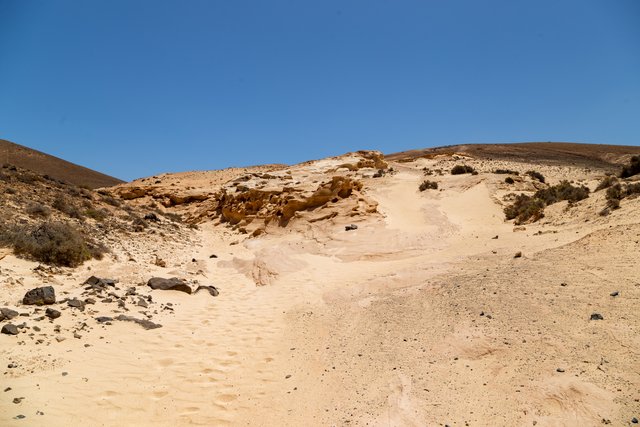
[620, 156, 640, 178]
[52, 196, 83, 219]
[84, 208, 108, 221]
[451, 165, 475, 175]
[0, 222, 107, 267]
[26, 203, 51, 218]
[494, 169, 519, 175]
[419, 180, 438, 191]
[595, 176, 618, 192]
[526, 170, 545, 183]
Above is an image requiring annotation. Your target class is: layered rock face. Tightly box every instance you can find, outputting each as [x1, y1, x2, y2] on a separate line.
[106, 151, 385, 235]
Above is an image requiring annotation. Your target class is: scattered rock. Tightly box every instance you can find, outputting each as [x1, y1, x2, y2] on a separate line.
[513, 251, 522, 258]
[492, 235, 499, 239]
[13, 414, 25, 419]
[85, 298, 96, 305]
[22, 286, 56, 306]
[83, 276, 116, 289]
[556, 368, 565, 373]
[0, 308, 19, 321]
[144, 212, 160, 222]
[1, 324, 19, 335]
[136, 298, 148, 308]
[45, 308, 61, 319]
[345, 224, 358, 231]
[96, 316, 113, 324]
[610, 291, 619, 297]
[209, 254, 218, 258]
[560, 282, 567, 287]
[631, 417, 638, 424]
[590, 313, 604, 321]
[114, 315, 162, 330]
[13, 397, 23, 404]
[153, 256, 167, 268]
[55, 336, 66, 342]
[67, 299, 86, 311]
[147, 277, 192, 294]
[4, 387, 11, 392]
[195, 285, 219, 297]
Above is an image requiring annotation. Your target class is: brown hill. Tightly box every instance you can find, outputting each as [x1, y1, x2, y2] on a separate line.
[386, 141, 640, 171]
[0, 139, 123, 188]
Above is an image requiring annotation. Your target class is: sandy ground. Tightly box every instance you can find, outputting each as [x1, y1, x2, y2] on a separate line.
[1, 156, 639, 426]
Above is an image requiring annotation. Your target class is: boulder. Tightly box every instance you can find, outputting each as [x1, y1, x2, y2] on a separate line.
[0, 308, 19, 321]
[147, 277, 192, 294]
[1, 324, 19, 335]
[23, 286, 56, 306]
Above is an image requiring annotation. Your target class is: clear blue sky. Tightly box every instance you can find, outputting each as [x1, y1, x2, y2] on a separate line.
[1, 1, 639, 180]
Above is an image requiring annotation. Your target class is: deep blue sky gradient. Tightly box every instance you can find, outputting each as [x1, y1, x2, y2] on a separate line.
[1, 0, 639, 180]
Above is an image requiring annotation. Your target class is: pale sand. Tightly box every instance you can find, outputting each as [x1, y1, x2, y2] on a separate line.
[1, 156, 639, 426]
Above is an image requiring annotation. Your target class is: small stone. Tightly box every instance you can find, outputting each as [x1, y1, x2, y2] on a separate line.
[610, 291, 619, 297]
[61, 372, 68, 376]
[556, 368, 565, 373]
[631, 417, 638, 424]
[560, 283, 567, 287]
[96, 316, 113, 324]
[14, 414, 25, 419]
[1, 324, 19, 335]
[345, 224, 358, 231]
[590, 313, 604, 321]
[85, 298, 96, 305]
[33, 326, 41, 332]
[195, 285, 219, 297]
[4, 387, 11, 392]
[13, 397, 23, 404]
[136, 298, 148, 308]
[285, 374, 292, 379]
[209, 254, 218, 258]
[514, 251, 522, 258]
[45, 308, 61, 319]
[7, 362, 17, 368]
[73, 332, 82, 339]
[55, 336, 66, 342]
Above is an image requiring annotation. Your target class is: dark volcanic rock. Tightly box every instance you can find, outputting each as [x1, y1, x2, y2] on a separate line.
[45, 308, 61, 319]
[23, 286, 56, 306]
[67, 299, 85, 311]
[195, 285, 220, 297]
[0, 308, 19, 321]
[1, 324, 19, 335]
[147, 277, 192, 294]
[345, 224, 358, 231]
[590, 313, 604, 321]
[115, 315, 162, 330]
[84, 276, 116, 287]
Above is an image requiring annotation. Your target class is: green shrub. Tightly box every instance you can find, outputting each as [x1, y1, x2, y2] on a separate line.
[0, 222, 107, 267]
[419, 180, 438, 191]
[504, 194, 545, 224]
[451, 165, 476, 175]
[526, 170, 545, 183]
[533, 181, 589, 205]
[620, 155, 640, 178]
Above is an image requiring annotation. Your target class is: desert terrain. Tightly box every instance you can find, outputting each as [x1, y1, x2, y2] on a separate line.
[1, 143, 639, 426]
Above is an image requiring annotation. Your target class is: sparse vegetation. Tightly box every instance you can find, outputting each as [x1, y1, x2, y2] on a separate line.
[26, 203, 51, 218]
[605, 182, 640, 209]
[419, 180, 438, 191]
[620, 155, 640, 178]
[526, 170, 545, 183]
[0, 222, 106, 267]
[451, 165, 476, 175]
[52, 196, 83, 219]
[84, 208, 108, 221]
